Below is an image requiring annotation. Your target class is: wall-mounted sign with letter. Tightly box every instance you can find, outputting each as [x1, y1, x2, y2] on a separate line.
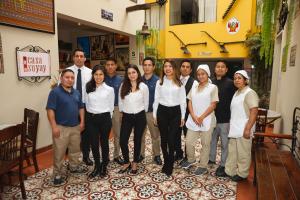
[16, 45, 51, 83]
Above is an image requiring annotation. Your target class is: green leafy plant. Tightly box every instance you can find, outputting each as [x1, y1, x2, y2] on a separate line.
[281, 0, 296, 72]
[259, 0, 280, 68]
[136, 28, 162, 75]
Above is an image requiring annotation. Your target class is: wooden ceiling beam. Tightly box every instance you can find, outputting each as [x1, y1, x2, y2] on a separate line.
[126, 3, 151, 12]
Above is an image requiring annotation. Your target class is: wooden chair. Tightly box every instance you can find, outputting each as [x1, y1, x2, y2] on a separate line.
[24, 108, 39, 172]
[0, 123, 26, 199]
[254, 108, 268, 144]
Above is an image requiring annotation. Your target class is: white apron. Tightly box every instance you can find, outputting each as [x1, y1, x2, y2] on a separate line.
[228, 87, 254, 138]
[186, 83, 215, 132]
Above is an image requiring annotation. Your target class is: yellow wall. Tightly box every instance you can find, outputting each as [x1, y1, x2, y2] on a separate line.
[147, 0, 257, 59]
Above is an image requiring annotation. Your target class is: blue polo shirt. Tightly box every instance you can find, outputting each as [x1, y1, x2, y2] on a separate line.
[142, 74, 159, 112]
[105, 75, 123, 106]
[46, 85, 84, 127]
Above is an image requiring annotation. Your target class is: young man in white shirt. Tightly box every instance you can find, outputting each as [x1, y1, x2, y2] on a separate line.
[67, 49, 93, 166]
[175, 60, 197, 163]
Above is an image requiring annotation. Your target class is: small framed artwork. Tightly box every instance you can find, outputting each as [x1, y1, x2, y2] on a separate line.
[90, 35, 114, 60]
[116, 47, 129, 71]
[290, 45, 297, 67]
[115, 34, 129, 46]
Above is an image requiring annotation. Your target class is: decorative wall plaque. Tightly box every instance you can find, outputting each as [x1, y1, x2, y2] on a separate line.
[16, 45, 51, 83]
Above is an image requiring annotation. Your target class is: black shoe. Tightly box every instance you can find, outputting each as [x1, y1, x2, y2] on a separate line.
[89, 166, 101, 178]
[114, 156, 124, 165]
[118, 164, 131, 174]
[208, 160, 216, 165]
[154, 156, 162, 165]
[174, 154, 183, 161]
[179, 157, 187, 166]
[137, 155, 144, 163]
[83, 157, 93, 166]
[53, 175, 63, 185]
[215, 166, 227, 177]
[100, 164, 107, 177]
[161, 164, 167, 173]
[231, 175, 247, 182]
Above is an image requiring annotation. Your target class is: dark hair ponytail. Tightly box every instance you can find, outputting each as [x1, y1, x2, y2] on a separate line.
[86, 65, 106, 93]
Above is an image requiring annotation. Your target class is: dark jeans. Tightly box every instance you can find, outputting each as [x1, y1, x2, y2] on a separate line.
[120, 110, 146, 164]
[157, 104, 181, 174]
[85, 112, 112, 167]
[175, 111, 189, 158]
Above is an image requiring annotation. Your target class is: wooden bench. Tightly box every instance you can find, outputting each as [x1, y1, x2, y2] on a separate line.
[254, 107, 300, 200]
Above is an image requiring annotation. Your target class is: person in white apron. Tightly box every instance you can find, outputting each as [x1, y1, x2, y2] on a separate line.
[225, 70, 259, 182]
[180, 64, 219, 175]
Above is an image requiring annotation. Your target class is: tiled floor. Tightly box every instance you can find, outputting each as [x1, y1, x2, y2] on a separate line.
[1, 138, 257, 200]
[0, 131, 256, 200]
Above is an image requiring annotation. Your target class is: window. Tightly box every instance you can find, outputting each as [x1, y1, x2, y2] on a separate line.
[170, 0, 217, 25]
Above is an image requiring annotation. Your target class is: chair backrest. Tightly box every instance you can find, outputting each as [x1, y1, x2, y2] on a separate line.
[292, 107, 300, 158]
[0, 123, 25, 174]
[256, 108, 268, 133]
[24, 108, 39, 143]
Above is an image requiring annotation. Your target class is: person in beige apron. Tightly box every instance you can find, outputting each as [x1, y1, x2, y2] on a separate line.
[224, 70, 259, 182]
[181, 64, 219, 175]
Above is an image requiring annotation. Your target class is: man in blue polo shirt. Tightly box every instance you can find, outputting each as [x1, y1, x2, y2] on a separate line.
[104, 57, 124, 165]
[46, 69, 85, 185]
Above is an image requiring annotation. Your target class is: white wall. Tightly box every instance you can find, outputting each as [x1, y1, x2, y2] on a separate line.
[270, 12, 300, 134]
[55, 0, 144, 36]
[0, 0, 144, 149]
[0, 25, 59, 149]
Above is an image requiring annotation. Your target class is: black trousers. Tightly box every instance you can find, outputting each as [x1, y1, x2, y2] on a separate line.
[120, 110, 146, 164]
[175, 109, 189, 158]
[81, 109, 91, 158]
[85, 112, 112, 167]
[157, 104, 181, 174]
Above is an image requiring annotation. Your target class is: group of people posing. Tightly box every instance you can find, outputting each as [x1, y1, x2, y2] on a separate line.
[46, 48, 258, 185]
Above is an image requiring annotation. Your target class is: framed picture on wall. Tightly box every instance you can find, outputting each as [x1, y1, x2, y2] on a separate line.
[90, 35, 114, 60]
[116, 47, 129, 71]
[77, 37, 90, 59]
[0, 0, 55, 34]
[115, 34, 129, 46]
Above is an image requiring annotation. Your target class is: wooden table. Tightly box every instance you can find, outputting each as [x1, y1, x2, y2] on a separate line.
[0, 124, 16, 131]
[259, 108, 281, 124]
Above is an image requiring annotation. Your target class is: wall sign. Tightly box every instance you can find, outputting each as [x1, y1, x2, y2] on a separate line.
[101, 9, 113, 21]
[226, 17, 240, 34]
[0, 0, 55, 34]
[16, 45, 51, 83]
[290, 45, 297, 67]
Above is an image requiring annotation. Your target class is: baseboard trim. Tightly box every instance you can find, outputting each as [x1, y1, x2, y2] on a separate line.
[36, 145, 52, 154]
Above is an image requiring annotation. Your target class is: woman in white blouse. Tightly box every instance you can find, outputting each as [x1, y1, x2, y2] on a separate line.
[85, 65, 114, 178]
[118, 64, 149, 174]
[153, 59, 186, 176]
[181, 64, 219, 176]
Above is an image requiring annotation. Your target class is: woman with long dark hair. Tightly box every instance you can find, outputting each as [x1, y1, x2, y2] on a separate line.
[153, 59, 186, 176]
[118, 64, 149, 174]
[85, 65, 114, 178]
